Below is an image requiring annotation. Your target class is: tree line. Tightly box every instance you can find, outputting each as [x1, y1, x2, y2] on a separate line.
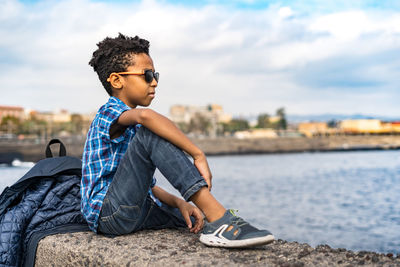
[0, 114, 87, 138]
[0, 107, 287, 138]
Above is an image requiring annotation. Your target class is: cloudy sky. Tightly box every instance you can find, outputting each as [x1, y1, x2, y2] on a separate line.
[1, 0, 399, 118]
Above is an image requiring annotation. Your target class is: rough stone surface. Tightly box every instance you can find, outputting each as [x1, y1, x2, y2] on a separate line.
[35, 229, 400, 266]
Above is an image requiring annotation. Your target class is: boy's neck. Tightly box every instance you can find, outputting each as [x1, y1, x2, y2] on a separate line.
[112, 95, 137, 109]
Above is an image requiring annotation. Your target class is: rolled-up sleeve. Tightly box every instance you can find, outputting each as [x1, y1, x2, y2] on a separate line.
[98, 106, 131, 144]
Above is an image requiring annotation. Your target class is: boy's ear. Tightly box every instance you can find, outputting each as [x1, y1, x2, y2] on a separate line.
[108, 74, 123, 89]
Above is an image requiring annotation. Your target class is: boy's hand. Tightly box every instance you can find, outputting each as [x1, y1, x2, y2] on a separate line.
[177, 200, 204, 234]
[193, 153, 212, 191]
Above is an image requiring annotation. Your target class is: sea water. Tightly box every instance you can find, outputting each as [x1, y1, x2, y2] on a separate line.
[1, 150, 399, 254]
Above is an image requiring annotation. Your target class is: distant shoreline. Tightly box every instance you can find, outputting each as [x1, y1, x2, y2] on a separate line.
[0, 135, 399, 164]
[192, 135, 400, 156]
[204, 146, 400, 157]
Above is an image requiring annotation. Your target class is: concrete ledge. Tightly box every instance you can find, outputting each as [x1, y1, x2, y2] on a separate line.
[35, 229, 400, 266]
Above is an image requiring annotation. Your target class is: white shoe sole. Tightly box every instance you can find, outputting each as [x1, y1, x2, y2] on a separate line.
[199, 233, 275, 248]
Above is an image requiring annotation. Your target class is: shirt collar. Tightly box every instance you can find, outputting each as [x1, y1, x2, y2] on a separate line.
[108, 96, 131, 110]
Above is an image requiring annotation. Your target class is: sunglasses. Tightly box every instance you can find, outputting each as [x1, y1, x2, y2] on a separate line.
[107, 69, 159, 84]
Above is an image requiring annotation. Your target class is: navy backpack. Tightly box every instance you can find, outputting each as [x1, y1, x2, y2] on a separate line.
[0, 139, 89, 267]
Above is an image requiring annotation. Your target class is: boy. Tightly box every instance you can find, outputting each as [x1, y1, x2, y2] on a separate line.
[81, 33, 274, 248]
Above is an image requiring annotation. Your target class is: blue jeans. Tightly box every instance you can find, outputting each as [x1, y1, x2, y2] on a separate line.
[97, 127, 208, 236]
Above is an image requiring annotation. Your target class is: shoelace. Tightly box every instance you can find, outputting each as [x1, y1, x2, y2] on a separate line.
[229, 209, 249, 227]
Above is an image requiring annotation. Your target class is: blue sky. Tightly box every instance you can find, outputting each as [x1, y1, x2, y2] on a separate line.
[27, 0, 398, 11]
[1, 0, 399, 117]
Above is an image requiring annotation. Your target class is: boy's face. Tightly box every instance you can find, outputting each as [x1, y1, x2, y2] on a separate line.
[115, 53, 158, 108]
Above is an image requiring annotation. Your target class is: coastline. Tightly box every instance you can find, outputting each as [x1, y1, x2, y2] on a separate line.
[1, 135, 399, 163]
[193, 135, 400, 156]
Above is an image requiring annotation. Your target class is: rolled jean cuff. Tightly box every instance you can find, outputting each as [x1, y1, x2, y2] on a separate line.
[182, 179, 208, 201]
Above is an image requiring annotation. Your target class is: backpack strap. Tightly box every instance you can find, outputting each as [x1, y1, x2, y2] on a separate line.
[45, 139, 67, 158]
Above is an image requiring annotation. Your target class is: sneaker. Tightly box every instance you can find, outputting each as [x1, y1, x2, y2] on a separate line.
[199, 209, 274, 248]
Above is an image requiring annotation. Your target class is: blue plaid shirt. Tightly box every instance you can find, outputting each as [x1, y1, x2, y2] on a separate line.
[81, 96, 156, 232]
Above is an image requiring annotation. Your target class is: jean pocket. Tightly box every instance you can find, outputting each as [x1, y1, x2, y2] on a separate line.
[98, 216, 120, 236]
[111, 205, 141, 234]
[99, 198, 114, 218]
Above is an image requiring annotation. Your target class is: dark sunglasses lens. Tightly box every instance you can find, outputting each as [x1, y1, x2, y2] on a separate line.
[144, 70, 153, 83]
[144, 70, 159, 83]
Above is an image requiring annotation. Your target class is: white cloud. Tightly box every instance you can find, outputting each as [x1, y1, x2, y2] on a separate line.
[0, 0, 399, 117]
[278, 6, 294, 19]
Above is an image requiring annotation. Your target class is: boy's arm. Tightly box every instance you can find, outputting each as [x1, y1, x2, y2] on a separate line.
[116, 108, 212, 189]
[152, 186, 204, 233]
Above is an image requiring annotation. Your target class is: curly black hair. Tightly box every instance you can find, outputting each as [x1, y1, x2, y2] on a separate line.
[89, 33, 150, 96]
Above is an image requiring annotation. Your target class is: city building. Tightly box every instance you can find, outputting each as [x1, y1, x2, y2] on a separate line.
[34, 109, 71, 123]
[268, 116, 281, 123]
[169, 104, 232, 124]
[169, 104, 232, 137]
[339, 119, 383, 134]
[234, 128, 278, 139]
[169, 105, 192, 124]
[391, 122, 400, 133]
[0, 105, 25, 122]
[298, 122, 328, 137]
